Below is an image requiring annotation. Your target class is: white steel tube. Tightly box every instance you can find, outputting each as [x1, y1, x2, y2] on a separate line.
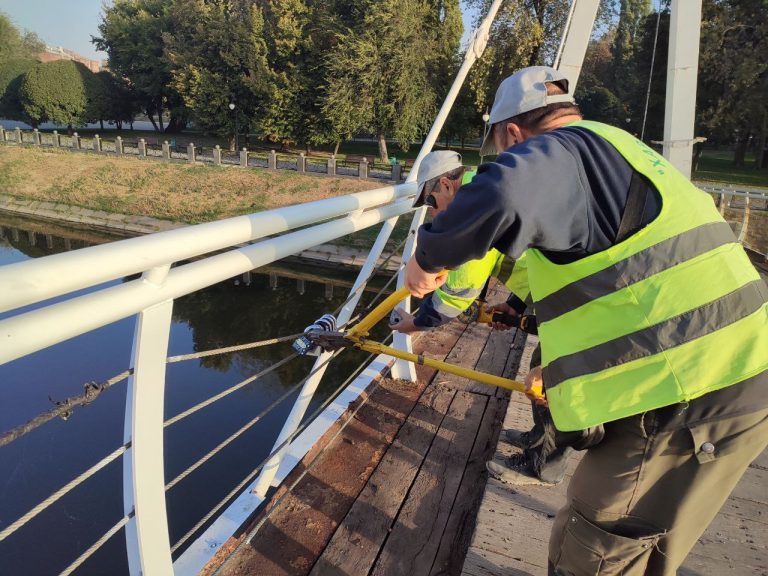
[0, 182, 416, 314]
[252, 215, 401, 496]
[555, 0, 600, 93]
[389, 0, 504, 380]
[408, 0, 504, 178]
[0, 200, 413, 365]
[123, 297, 174, 576]
[663, 0, 702, 178]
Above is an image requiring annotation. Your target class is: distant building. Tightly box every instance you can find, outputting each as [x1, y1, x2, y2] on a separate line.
[38, 46, 102, 73]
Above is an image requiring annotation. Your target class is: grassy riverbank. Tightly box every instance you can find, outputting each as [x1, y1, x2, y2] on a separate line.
[0, 146, 379, 224]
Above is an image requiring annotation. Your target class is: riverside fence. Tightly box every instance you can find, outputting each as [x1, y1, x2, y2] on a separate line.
[0, 126, 409, 183]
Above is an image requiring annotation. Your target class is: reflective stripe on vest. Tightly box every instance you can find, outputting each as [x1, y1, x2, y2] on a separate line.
[526, 120, 768, 431]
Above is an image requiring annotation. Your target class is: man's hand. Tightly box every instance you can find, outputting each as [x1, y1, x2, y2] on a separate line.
[404, 258, 447, 298]
[489, 302, 519, 331]
[389, 307, 420, 334]
[525, 365, 548, 406]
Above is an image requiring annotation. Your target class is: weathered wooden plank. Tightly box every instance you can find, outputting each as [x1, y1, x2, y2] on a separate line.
[751, 449, 768, 471]
[371, 391, 488, 576]
[429, 395, 510, 576]
[718, 494, 768, 524]
[309, 384, 455, 576]
[681, 549, 768, 575]
[462, 547, 546, 576]
[438, 323, 495, 395]
[730, 466, 768, 505]
[212, 324, 469, 576]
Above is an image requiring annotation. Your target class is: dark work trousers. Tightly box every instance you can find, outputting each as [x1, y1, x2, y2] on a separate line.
[525, 345, 586, 484]
[548, 400, 768, 575]
[524, 401, 579, 484]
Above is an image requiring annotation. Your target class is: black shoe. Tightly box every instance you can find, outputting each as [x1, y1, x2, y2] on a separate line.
[504, 428, 533, 449]
[486, 453, 556, 486]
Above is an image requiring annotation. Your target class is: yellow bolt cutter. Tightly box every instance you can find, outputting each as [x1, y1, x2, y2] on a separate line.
[297, 285, 544, 400]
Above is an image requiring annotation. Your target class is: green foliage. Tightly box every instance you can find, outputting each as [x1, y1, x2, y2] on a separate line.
[166, 0, 271, 142]
[259, 0, 312, 146]
[0, 58, 36, 120]
[698, 0, 768, 166]
[88, 71, 137, 128]
[321, 0, 439, 163]
[93, 0, 183, 131]
[19, 60, 95, 127]
[0, 13, 44, 62]
[466, 0, 571, 112]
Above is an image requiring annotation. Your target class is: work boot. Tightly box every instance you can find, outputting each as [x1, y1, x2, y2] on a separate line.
[504, 428, 534, 449]
[486, 453, 559, 486]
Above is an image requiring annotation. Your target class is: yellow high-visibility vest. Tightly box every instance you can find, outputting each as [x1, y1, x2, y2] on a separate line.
[526, 121, 768, 431]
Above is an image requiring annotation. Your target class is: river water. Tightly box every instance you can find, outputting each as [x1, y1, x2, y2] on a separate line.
[0, 213, 391, 575]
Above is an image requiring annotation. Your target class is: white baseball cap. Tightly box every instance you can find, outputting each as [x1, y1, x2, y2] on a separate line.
[479, 66, 574, 157]
[413, 150, 463, 207]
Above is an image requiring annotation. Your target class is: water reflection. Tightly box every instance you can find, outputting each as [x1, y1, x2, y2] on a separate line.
[0, 214, 392, 575]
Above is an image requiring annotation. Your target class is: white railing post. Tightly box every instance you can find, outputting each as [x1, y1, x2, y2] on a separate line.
[555, 0, 600, 93]
[252, 215, 401, 496]
[123, 265, 174, 576]
[387, 0, 506, 380]
[663, 0, 703, 178]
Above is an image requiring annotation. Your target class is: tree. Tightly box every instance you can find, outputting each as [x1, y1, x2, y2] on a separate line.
[166, 0, 271, 148]
[466, 0, 570, 112]
[321, 0, 440, 164]
[19, 60, 95, 128]
[0, 58, 37, 120]
[0, 13, 44, 62]
[698, 0, 768, 167]
[610, 0, 651, 102]
[259, 0, 312, 148]
[93, 0, 184, 132]
[0, 13, 45, 122]
[87, 71, 137, 129]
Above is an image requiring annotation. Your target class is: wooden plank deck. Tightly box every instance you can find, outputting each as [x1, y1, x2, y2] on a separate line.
[204, 278, 767, 576]
[463, 335, 768, 576]
[204, 284, 524, 576]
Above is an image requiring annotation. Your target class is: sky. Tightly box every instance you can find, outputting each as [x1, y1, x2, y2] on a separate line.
[0, 1, 478, 64]
[0, 0, 110, 61]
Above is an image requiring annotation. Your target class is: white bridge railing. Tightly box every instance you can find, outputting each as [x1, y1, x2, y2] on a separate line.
[0, 183, 419, 575]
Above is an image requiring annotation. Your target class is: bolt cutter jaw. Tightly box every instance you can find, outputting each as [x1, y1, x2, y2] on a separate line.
[304, 330, 356, 353]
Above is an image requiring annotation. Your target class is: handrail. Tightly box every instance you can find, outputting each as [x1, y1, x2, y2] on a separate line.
[0, 181, 416, 313]
[0, 198, 413, 364]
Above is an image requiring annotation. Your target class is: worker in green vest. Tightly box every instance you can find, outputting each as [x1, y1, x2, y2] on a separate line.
[388, 150, 518, 333]
[403, 66, 768, 574]
[391, 150, 584, 487]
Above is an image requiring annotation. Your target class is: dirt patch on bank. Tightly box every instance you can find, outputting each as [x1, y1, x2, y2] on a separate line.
[0, 146, 379, 223]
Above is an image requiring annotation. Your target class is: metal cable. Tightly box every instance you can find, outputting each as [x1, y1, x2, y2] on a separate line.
[164, 353, 300, 428]
[169, 348, 347, 553]
[166, 333, 304, 363]
[640, 3, 662, 141]
[0, 444, 129, 542]
[177, 335, 391, 557]
[0, 334, 304, 449]
[166, 350, 342, 492]
[0, 370, 133, 449]
[553, 0, 577, 68]
[58, 514, 133, 576]
[1, 227, 408, 450]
